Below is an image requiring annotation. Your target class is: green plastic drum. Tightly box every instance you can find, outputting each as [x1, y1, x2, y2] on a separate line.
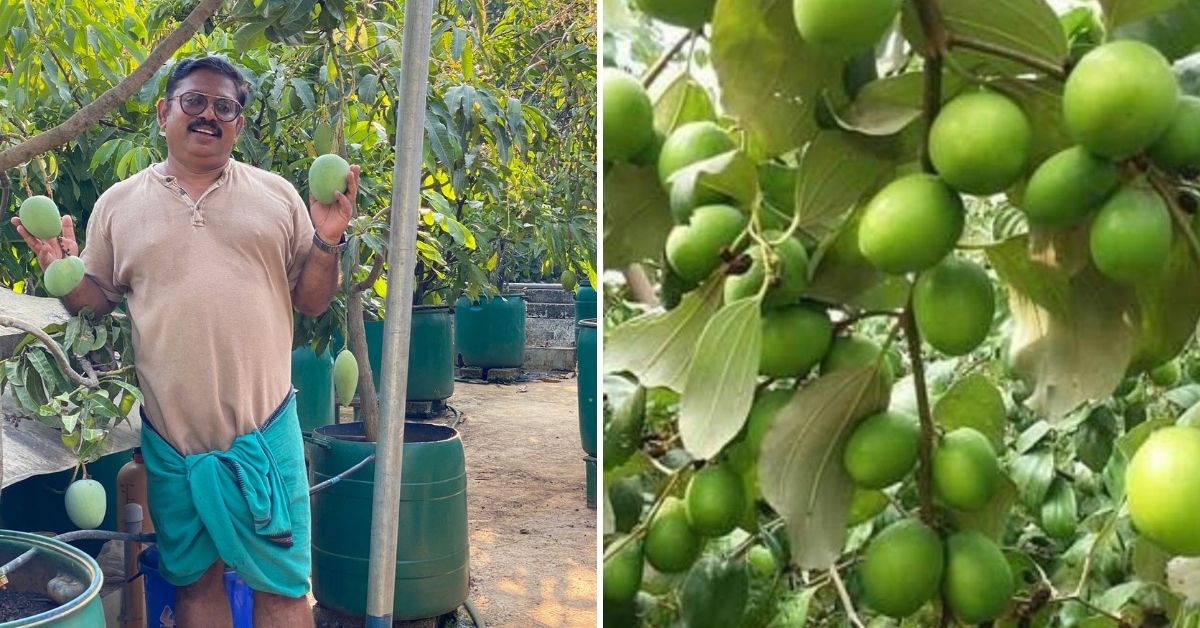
[364, 306, 455, 402]
[0, 530, 104, 627]
[290, 345, 335, 432]
[574, 284, 597, 324]
[454, 292, 527, 368]
[577, 319, 597, 457]
[307, 422, 469, 620]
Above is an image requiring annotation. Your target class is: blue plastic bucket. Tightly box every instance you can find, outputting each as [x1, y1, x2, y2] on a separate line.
[138, 546, 254, 627]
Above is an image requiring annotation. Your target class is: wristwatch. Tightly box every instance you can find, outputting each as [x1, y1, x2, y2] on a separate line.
[312, 232, 348, 254]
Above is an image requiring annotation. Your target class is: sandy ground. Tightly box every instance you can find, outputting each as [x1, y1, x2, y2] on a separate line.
[451, 377, 597, 628]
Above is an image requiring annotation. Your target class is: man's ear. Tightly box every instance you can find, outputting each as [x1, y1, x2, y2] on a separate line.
[235, 114, 245, 136]
[156, 98, 168, 127]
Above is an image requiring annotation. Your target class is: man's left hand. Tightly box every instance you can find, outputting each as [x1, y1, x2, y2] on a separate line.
[310, 164, 360, 243]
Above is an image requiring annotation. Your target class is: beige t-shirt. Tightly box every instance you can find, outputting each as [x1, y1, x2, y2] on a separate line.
[81, 159, 315, 455]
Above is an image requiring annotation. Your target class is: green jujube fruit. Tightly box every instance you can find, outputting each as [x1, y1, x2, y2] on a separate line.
[759, 305, 833, 378]
[858, 174, 964, 274]
[842, 410, 920, 489]
[724, 232, 809, 307]
[634, 0, 716, 29]
[1062, 41, 1179, 159]
[657, 121, 736, 208]
[821, 335, 895, 388]
[1019, 146, 1120, 227]
[1089, 185, 1172, 285]
[603, 72, 655, 163]
[665, 205, 747, 285]
[1149, 96, 1200, 172]
[1126, 426, 1200, 556]
[333, 349, 359, 406]
[685, 464, 746, 537]
[792, 0, 900, 54]
[943, 531, 1015, 624]
[309, 153, 351, 204]
[929, 91, 1032, 195]
[603, 538, 644, 604]
[859, 519, 944, 618]
[912, 257, 995, 356]
[933, 428, 1002, 511]
[644, 496, 702, 573]
[19, 195, 62, 239]
[44, 256, 85, 297]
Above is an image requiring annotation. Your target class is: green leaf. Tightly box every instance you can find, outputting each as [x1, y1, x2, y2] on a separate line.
[1131, 536, 1170, 584]
[933, 373, 1006, 451]
[605, 279, 723, 392]
[1015, 420, 1052, 454]
[832, 73, 925, 136]
[679, 298, 762, 459]
[290, 78, 315, 110]
[759, 368, 890, 568]
[949, 475, 1018, 540]
[794, 131, 895, 241]
[710, 0, 843, 156]
[994, 78, 1072, 166]
[1095, 581, 1147, 614]
[766, 587, 816, 627]
[1075, 406, 1118, 473]
[233, 21, 271, 52]
[1117, 416, 1174, 460]
[1100, 0, 1183, 29]
[985, 235, 1072, 317]
[603, 163, 673, 269]
[666, 150, 759, 213]
[1005, 265, 1134, 421]
[1128, 230, 1200, 373]
[61, 412, 78, 434]
[807, 210, 912, 311]
[1041, 478, 1078, 540]
[653, 73, 716, 134]
[1011, 450, 1055, 509]
[905, 0, 1068, 76]
[1114, 0, 1200, 61]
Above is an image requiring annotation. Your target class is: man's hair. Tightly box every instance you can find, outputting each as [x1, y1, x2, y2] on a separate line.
[165, 56, 251, 106]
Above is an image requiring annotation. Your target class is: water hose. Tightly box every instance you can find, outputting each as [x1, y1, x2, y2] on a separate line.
[308, 452, 377, 496]
[0, 530, 157, 588]
[464, 598, 485, 628]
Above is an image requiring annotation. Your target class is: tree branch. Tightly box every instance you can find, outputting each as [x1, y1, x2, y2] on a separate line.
[0, 315, 99, 388]
[641, 30, 695, 90]
[0, 0, 223, 172]
[351, 254, 387, 294]
[622, 264, 658, 306]
[829, 566, 867, 628]
[1150, 174, 1200, 269]
[948, 34, 1068, 80]
[346, 292, 379, 442]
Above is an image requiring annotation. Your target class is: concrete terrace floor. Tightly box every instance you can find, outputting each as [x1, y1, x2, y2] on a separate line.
[311, 376, 597, 628]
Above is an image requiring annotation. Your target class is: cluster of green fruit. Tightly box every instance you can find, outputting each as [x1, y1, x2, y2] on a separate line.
[847, 414, 1012, 621]
[18, 195, 85, 297]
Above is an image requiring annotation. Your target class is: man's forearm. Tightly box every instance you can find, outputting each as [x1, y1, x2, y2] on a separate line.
[292, 244, 340, 316]
[62, 276, 117, 319]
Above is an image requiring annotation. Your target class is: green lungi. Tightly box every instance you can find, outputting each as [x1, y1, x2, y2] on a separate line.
[140, 391, 311, 597]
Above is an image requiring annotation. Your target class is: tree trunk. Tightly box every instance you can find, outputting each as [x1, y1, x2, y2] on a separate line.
[347, 292, 379, 442]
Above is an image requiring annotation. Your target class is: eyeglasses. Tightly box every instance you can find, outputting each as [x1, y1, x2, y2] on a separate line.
[169, 91, 242, 122]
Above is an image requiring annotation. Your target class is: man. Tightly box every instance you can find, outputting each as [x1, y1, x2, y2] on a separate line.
[12, 55, 358, 627]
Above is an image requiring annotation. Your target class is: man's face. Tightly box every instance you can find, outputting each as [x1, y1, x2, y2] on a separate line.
[156, 69, 244, 163]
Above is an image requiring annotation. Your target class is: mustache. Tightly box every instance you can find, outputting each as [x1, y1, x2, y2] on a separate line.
[187, 119, 222, 137]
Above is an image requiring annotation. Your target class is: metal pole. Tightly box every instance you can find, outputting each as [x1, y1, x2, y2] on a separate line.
[364, 0, 435, 623]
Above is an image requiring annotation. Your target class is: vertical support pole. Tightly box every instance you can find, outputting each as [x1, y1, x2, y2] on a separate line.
[364, 0, 435, 623]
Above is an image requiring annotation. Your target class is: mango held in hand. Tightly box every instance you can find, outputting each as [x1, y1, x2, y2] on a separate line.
[44, 256, 85, 297]
[309, 154, 351, 205]
[65, 478, 107, 530]
[333, 349, 359, 406]
[19, 195, 62, 239]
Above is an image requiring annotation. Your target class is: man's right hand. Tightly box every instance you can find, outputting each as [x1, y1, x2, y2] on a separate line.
[10, 215, 79, 268]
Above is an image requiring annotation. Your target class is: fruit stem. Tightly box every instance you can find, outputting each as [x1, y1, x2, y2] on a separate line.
[641, 30, 697, 90]
[901, 308, 937, 525]
[1150, 174, 1200, 270]
[920, 55, 944, 174]
[828, 566, 867, 628]
[947, 34, 1068, 81]
[602, 467, 686, 562]
[832, 309, 901, 333]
